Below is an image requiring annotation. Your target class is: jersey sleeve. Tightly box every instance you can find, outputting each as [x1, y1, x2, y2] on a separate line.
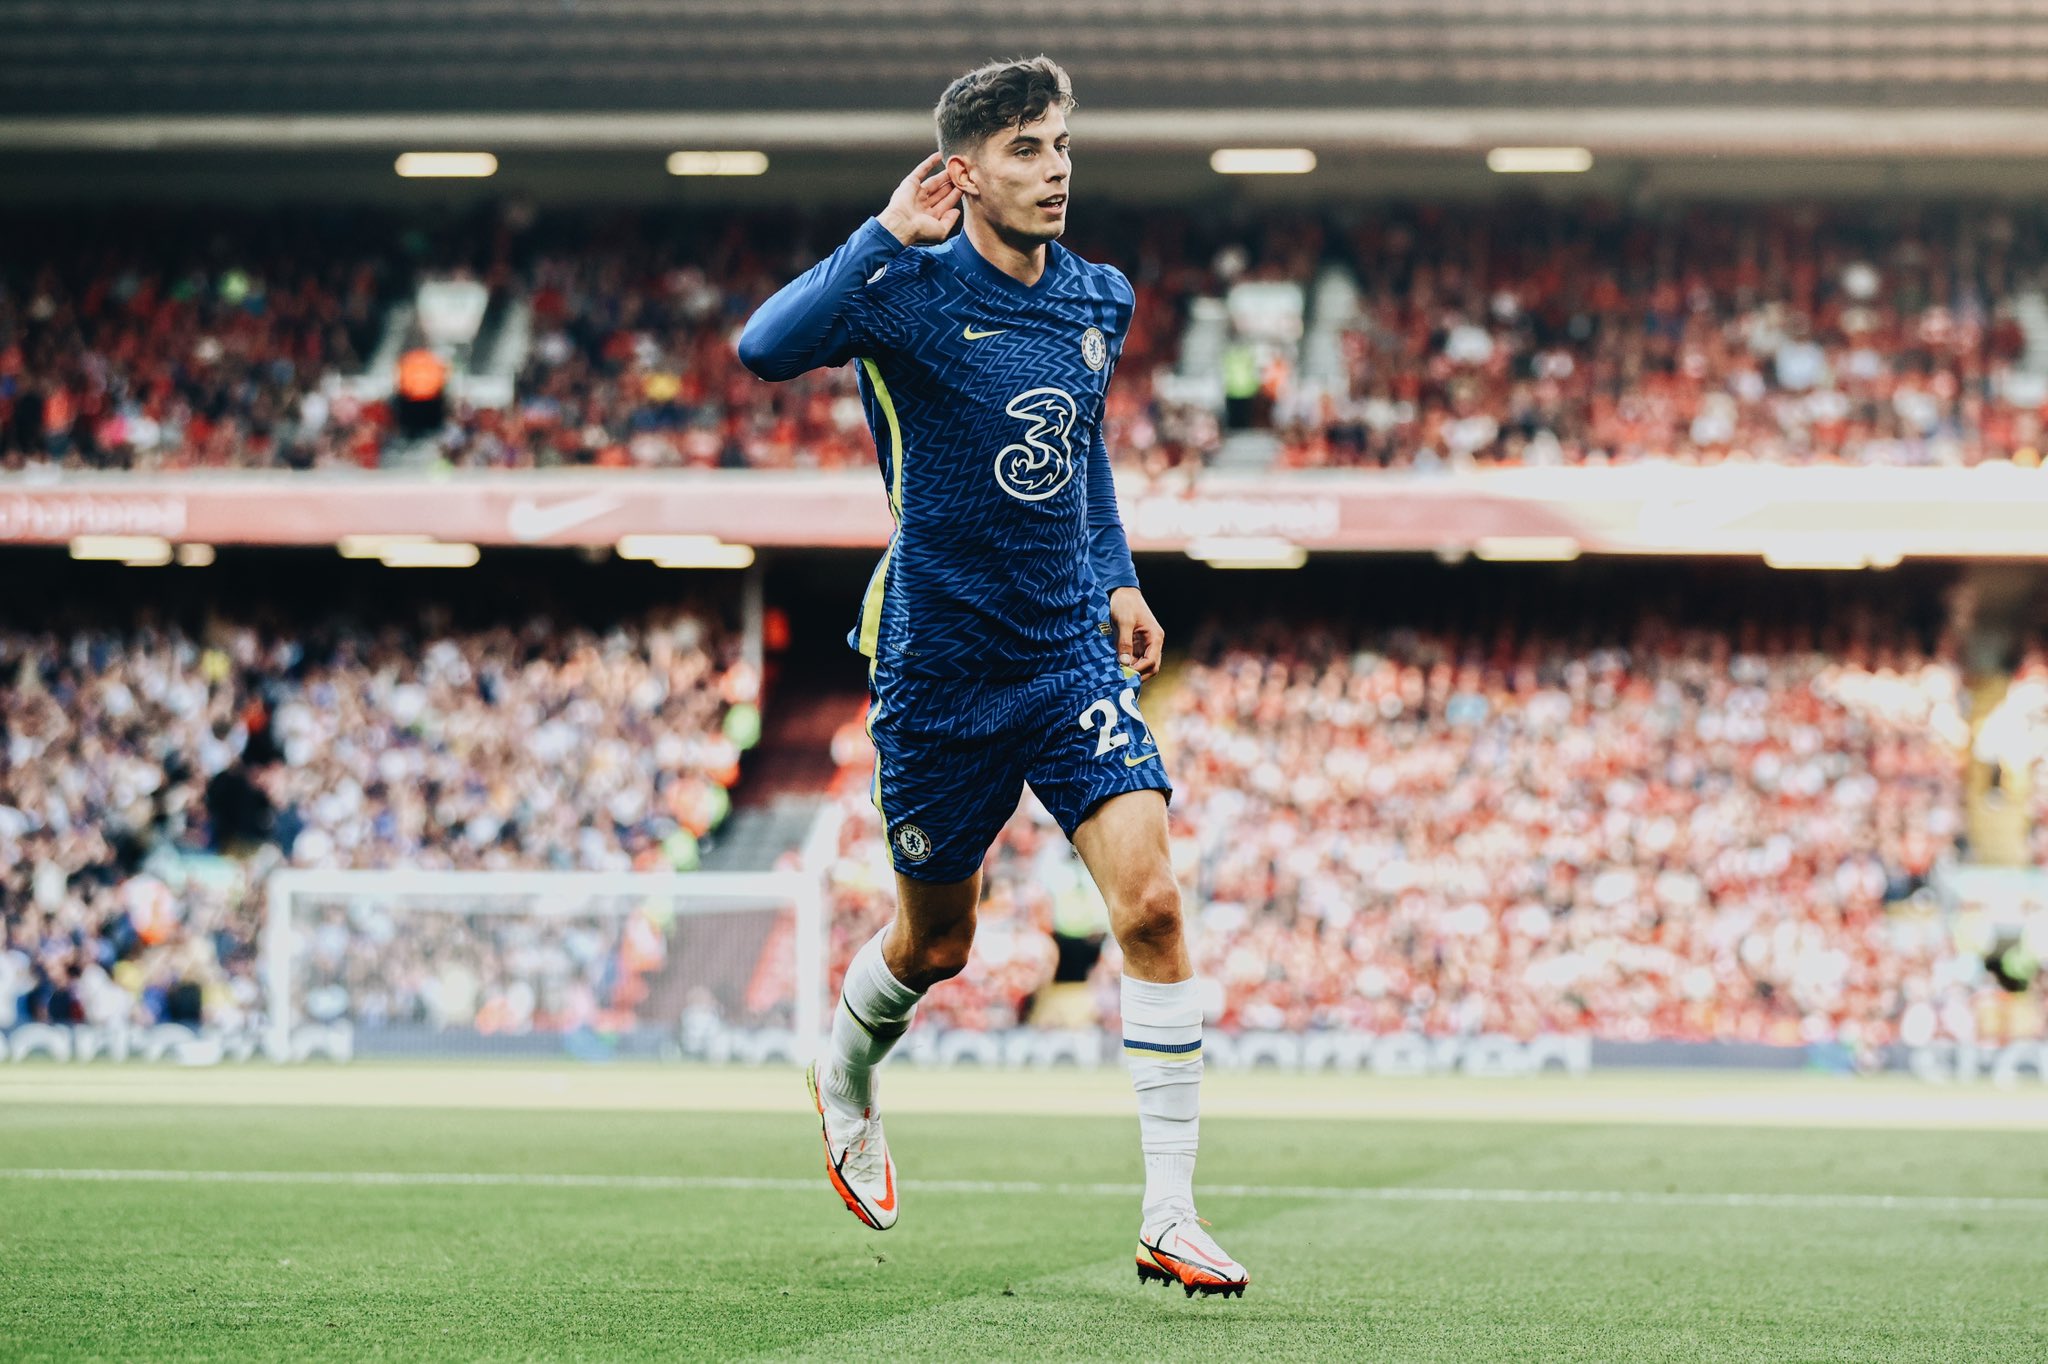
[1087, 423, 1139, 597]
[737, 217, 906, 380]
[1086, 265, 1140, 598]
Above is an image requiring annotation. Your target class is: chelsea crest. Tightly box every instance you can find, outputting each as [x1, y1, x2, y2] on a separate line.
[1080, 326, 1107, 371]
[893, 824, 932, 863]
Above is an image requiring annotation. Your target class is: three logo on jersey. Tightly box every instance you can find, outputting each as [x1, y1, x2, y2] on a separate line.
[978, 325, 1110, 503]
[994, 388, 1079, 501]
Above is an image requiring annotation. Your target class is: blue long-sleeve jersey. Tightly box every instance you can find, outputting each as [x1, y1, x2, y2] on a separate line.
[739, 217, 1140, 680]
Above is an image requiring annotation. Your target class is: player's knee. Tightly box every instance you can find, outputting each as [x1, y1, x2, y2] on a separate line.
[1118, 875, 1183, 950]
[900, 924, 974, 990]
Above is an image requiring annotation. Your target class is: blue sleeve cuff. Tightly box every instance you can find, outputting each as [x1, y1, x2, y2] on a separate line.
[856, 216, 904, 257]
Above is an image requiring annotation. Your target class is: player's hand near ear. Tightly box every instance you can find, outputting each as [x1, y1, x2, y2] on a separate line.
[879, 153, 963, 247]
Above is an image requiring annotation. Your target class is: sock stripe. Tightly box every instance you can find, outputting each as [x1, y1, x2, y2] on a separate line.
[1123, 1037, 1202, 1055]
[843, 999, 908, 1042]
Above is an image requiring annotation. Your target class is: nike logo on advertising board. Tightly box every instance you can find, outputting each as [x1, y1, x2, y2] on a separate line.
[962, 325, 1008, 340]
[506, 493, 623, 543]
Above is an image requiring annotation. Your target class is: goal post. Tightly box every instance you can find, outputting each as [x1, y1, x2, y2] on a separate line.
[262, 868, 825, 1064]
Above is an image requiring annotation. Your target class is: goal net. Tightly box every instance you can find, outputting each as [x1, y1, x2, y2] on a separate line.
[262, 869, 824, 1065]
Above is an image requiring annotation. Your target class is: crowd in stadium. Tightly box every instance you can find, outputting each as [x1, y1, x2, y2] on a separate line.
[1270, 204, 2044, 472]
[813, 601, 2007, 1054]
[6, 203, 2047, 475]
[0, 606, 751, 1034]
[1153, 613, 1971, 1048]
[3, 599, 2016, 1051]
[0, 215, 395, 472]
[0, 580, 2026, 1055]
[0, 208, 1195, 474]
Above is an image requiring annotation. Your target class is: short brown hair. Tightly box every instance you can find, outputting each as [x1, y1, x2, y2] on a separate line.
[934, 56, 1075, 157]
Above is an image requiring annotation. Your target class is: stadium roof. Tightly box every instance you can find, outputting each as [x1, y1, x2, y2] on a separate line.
[12, 0, 2048, 153]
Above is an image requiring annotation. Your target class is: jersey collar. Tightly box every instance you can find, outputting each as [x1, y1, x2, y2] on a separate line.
[946, 228, 1064, 299]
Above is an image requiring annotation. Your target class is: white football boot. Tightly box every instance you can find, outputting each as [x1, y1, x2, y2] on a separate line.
[1136, 1207, 1250, 1298]
[805, 1061, 898, 1230]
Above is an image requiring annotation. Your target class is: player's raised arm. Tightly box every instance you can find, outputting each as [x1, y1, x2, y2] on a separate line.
[736, 154, 962, 381]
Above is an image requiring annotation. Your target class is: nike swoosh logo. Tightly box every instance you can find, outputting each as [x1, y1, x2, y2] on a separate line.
[505, 493, 623, 543]
[874, 1161, 896, 1213]
[1143, 1237, 1236, 1282]
[962, 325, 1008, 340]
[1124, 750, 1161, 768]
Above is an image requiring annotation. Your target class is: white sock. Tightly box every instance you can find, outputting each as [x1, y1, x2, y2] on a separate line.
[1121, 974, 1203, 1224]
[821, 926, 923, 1120]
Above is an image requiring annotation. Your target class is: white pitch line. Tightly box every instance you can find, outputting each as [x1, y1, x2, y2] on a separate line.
[2, 1167, 2044, 1214]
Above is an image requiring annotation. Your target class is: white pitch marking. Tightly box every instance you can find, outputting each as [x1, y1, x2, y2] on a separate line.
[2, 1168, 2044, 1214]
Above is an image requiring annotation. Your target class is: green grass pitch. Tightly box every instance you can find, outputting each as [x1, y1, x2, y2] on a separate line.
[4, 1071, 2047, 1361]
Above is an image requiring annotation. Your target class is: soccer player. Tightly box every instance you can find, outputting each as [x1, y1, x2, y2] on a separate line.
[738, 56, 1248, 1298]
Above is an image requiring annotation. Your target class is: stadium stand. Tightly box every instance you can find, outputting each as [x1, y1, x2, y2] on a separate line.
[0, 207, 1201, 473]
[0, 603, 751, 1032]
[808, 576, 1995, 1054]
[9, 203, 2048, 474]
[0, 555, 2028, 1055]
[12, 552, 2031, 1048]
[1158, 610, 1967, 1049]
[0, 213, 398, 471]
[1274, 203, 2042, 472]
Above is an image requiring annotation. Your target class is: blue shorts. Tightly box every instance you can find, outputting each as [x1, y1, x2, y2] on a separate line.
[866, 630, 1174, 883]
